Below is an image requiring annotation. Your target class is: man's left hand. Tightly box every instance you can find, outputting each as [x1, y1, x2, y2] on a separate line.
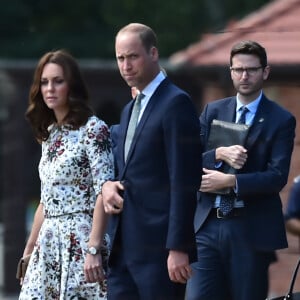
[167, 250, 192, 284]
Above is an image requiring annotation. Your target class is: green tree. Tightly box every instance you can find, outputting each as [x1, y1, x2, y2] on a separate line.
[0, 0, 271, 58]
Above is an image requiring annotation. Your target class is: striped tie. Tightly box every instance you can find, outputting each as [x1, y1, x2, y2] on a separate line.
[237, 106, 249, 124]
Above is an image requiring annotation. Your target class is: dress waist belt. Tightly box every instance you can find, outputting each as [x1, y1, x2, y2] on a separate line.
[45, 210, 93, 218]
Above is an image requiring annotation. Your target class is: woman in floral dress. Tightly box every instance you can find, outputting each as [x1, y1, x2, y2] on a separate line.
[19, 50, 114, 299]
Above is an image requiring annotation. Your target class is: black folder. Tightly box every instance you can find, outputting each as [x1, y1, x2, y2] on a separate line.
[207, 119, 250, 194]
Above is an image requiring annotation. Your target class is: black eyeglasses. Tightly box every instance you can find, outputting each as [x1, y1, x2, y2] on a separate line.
[230, 66, 263, 76]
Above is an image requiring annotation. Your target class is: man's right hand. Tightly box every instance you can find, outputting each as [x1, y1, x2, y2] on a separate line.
[216, 145, 248, 169]
[102, 181, 125, 214]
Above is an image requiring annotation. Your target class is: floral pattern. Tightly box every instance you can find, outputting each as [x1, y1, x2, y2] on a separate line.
[19, 116, 114, 300]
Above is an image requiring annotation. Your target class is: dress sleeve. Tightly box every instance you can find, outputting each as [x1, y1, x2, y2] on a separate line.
[83, 116, 114, 195]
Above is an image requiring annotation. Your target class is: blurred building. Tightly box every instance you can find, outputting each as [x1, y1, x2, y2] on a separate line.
[1, 0, 300, 297]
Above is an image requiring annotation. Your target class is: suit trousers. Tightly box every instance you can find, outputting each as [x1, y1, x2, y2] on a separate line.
[186, 211, 274, 300]
[107, 250, 186, 300]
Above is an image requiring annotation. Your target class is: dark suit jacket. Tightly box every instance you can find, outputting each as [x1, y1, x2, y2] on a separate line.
[109, 124, 119, 176]
[194, 94, 296, 251]
[109, 77, 202, 264]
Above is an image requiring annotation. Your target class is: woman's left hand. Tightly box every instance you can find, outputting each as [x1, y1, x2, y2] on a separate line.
[84, 253, 106, 283]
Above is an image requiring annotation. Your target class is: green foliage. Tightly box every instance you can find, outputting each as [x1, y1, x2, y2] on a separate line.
[0, 0, 271, 58]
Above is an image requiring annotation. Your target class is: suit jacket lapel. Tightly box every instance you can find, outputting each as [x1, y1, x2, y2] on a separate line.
[217, 95, 267, 151]
[226, 97, 237, 122]
[128, 87, 160, 150]
[117, 100, 133, 178]
[119, 78, 169, 179]
[124, 78, 168, 163]
[215, 97, 236, 122]
[245, 94, 268, 150]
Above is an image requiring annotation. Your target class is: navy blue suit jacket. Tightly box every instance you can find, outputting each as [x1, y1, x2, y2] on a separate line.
[194, 94, 296, 251]
[109, 124, 119, 177]
[109, 77, 202, 264]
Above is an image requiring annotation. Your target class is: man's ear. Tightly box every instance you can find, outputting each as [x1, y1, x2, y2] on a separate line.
[150, 46, 159, 61]
[263, 65, 271, 80]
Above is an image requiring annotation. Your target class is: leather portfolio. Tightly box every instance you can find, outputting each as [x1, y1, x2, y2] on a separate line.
[207, 119, 250, 194]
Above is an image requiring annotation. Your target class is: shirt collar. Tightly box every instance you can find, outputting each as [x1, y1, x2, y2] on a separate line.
[236, 90, 262, 115]
[139, 71, 166, 98]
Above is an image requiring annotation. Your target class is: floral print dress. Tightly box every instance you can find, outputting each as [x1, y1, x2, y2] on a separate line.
[19, 116, 114, 300]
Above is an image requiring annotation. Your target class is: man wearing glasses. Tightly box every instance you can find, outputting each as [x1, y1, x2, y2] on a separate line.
[186, 40, 296, 300]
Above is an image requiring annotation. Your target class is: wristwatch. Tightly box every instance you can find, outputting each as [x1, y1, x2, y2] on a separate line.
[86, 246, 99, 255]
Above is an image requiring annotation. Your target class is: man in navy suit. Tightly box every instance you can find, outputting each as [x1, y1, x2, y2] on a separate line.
[101, 23, 202, 300]
[186, 40, 296, 300]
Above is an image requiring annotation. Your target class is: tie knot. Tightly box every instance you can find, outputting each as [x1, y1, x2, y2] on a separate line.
[135, 92, 145, 103]
[240, 106, 248, 113]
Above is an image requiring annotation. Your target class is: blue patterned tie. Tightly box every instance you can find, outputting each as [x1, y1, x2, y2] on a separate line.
[124, 93, 145, 160]
[237, 106, 249, 124]
[219, 106, 248, 216]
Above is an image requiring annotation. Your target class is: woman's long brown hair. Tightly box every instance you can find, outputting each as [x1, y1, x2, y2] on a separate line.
[26, 49, 94, 143]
